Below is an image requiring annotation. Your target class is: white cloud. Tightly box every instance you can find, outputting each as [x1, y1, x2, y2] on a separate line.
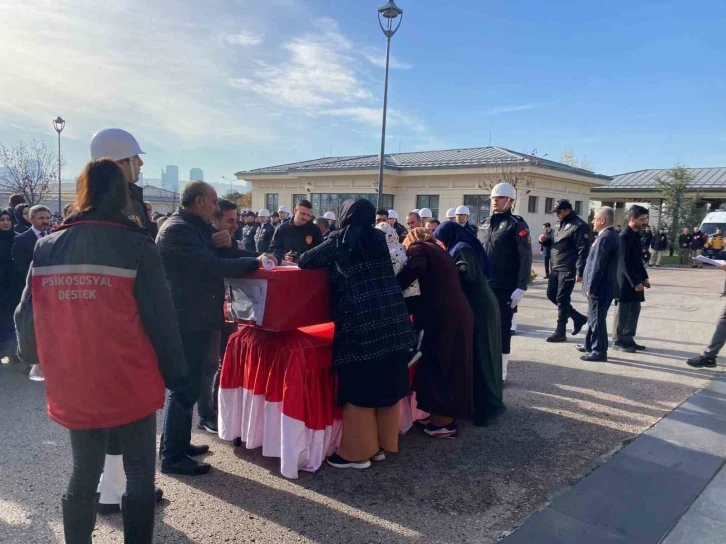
[361, 49, 413, 70]
[479, 104, 538, 115]
[319, 107, 425, 133]
[225, 33, 263, 46]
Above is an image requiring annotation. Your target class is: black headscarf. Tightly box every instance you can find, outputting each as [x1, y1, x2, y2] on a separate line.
[14, 203, 31, 233]
[434, 220, 492, 279]
[336, 199, 385, 263]
[0, 209, 16, 264]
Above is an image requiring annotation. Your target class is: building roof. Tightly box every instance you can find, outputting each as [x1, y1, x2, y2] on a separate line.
[236, 146, 611, 181]
[592, 167, 726, 192]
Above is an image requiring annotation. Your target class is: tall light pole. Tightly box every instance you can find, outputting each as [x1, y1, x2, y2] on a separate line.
[376, 1, 403, 208]
[53, 117, 65, 214]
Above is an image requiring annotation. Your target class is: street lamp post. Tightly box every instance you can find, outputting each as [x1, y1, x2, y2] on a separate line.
[53, 117, 65, 214]
[376, 0, 403, 208]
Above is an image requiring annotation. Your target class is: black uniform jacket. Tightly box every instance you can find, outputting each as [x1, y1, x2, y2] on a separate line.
[269, 220, 323, 263]
[551, 213, 591, 276]
[478, 210, 532, 292]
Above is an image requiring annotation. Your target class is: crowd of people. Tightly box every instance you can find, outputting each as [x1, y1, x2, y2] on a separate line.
[5, 127, 726, 542]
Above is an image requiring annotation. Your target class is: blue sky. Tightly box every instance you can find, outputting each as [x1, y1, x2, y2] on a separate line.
[1, 0, 725, 192]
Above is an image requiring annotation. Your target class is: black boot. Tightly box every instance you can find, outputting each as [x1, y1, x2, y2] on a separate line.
[571, 313, 587, 336]
[546, 331, 567, 343]
[122, 493, 156, 544]
[62, 492, 99, 544]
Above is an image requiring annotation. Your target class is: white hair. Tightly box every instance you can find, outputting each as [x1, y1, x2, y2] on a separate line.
[595, 206, 614, 223]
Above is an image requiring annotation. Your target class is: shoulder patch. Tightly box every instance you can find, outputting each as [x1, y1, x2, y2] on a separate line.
[584, 233, 589, 239]
[518, 229, 529, 238]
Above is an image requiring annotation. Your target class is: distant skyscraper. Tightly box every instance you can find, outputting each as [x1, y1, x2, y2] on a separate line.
[190, 168, 204, 181]
[162, 165, 179, 191]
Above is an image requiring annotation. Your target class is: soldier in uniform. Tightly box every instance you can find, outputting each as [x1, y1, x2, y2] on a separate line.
[478, 183, 532, 382]
[254, 209, 275, 252]
[240, 211, 258, 251]
[545, 199, 591, 343]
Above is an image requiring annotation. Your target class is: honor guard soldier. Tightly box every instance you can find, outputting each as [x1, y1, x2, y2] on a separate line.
[254, 209, 275, 252]
[478, 183, 532, 382]
[240, 211, 258, 251]
[544, 199, 591, 343]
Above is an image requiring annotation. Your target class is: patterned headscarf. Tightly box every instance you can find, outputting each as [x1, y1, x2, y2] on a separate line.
[377, 219, 421, 298]
[403, 227, 434, 249]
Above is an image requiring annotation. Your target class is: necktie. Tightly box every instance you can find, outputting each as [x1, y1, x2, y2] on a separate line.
[39, 231, 46, 238]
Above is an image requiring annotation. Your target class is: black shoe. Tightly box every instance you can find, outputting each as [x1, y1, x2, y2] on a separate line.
[575, 344, 589, 353]
[572, 315, 587, 336]
[546, 332, 567, 343]
[187, 444, 210, 457]
[632, 343, 647, 351]
[326, 453, 371, 469]
[613, 342, 636, 354]
[122, 493, 156, 544]
[62, 492, 99, 543]
[197, 419, 218, 434]
[581, 352, 607, 362]
[161, 455, 211, 476]
[686, 355, 717, 368]
[155, 487, 163, 504]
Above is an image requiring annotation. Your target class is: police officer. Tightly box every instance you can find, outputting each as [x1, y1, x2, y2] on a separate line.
[479, 183, 532, 382]
[278, 205, 292, 225]
[255, 209, 275, 252]
[544, 199, 590, 342]
[323, 211, 337, 231]
[387, 210, 408, 242]
[455, 205, 478, 235]
[240, 211, 258, 251]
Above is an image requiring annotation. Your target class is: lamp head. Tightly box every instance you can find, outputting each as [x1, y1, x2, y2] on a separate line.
[378, 0, 403, 18]
[53, 116, 65, 133]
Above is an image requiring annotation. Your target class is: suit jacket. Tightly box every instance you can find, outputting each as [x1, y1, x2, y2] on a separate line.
[11, 228, 41, 281]
[583, 226, 619, 300]
[617, 225, 649, 303]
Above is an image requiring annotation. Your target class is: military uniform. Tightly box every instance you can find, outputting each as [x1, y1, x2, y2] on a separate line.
[479, 210, 532, 355]
[240, 222, 258, 251]
[255, 221, 275, 253]
[548, 213, 591, 337]
[125, 184, 157, 238]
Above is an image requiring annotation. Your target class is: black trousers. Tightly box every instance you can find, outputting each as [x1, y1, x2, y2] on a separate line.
[613, 301, 641, 346]
[162, 329, 212, 463]
[198, 329, 222, 422]
[544, 256, 551, 277]
[585, 296, 613, 355]
[547, 270, 586, 333]
[68, 414, 156, 500]
[492, 288, 513, 354]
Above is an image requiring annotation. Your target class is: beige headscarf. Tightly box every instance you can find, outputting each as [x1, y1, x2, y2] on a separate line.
[403, 227, 434, 249]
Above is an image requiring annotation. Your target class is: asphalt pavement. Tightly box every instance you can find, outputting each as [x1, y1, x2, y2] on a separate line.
[1, 263, 723, 543]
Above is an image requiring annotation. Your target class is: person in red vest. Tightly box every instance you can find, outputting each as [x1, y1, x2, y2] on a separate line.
[14, 159, 187, 544]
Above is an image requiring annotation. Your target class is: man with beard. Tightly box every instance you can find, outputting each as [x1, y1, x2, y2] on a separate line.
[269, 199, 323, 263]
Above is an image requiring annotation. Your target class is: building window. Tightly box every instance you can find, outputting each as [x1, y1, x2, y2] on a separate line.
[265, 194, 278, 213]
[463, 195, 491, 226]
[545, 197, 554, 214]
[416, 195, 440, 219]
[575, 200, 582, 216]
[294, 193, 394, 217]
[528, 196, 538, 213]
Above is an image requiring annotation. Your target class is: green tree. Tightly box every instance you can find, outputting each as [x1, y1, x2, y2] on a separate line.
[655, 164, 703, 252]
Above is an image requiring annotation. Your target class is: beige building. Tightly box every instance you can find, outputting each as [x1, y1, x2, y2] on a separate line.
[237, 147, 611, 235]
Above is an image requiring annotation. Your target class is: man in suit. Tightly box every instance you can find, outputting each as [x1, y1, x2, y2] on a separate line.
[613, 205, 651, 353]
[577, 207, 619, 362]
[12, 205, 52, 280]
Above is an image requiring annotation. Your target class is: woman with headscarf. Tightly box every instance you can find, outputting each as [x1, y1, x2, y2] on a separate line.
[0, 208, 20, 362]
[14, 203, 31, 233]
[434, 221, 506, 426]
[298, 199, 416, 469]
[397, 227, 474, 438]
[375, 221, 420, 298]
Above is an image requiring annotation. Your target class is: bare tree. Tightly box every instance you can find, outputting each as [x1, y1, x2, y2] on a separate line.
[477, 149, 541, 192]
[0, 140, 63, 205]
[559, 149, 592, 171]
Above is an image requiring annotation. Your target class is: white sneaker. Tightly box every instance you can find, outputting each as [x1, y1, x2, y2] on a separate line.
[371, 450, 386, 462]
[28, 364, 45, 382]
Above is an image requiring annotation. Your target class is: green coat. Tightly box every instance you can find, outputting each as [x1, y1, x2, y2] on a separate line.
[454, 248, 505, 424]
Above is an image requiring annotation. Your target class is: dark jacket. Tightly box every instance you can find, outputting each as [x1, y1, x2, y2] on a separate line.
[298, 229, 415, 368]
[678, 233, 693, 249]
[651, 233, 668, 251]
[478, 210, 532, 292]
[393, 221, 408, 243]
[617, 225, 649, 303]
[551, 213, 591, 276]
[125, 183, 157, 239]
[14, 211, 187, 430]
[241, 222, 258, 251]
[255, 221, 275, 253]
[11, 228, 42, 281]
[156, 209, 260, 331]
[583, 226, 620, 300]
[269, 220, 323, 263]
[540, 230, 554, 257]
[691, 231, 708, 250]
[640, 232, 654, 251]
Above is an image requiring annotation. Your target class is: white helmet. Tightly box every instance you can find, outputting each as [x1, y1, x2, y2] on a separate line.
[388, 210, 399, 219]
[90, 128, 145, 161]
[258, 209, 270, 217]
[455, 205, 470, 215]
[446, 208, 456, 219]
[419, 208, 433, 219]
[491, 182, 517, 200]
[323, 211, 336, 220]
[411, 209, 420, 214]
[278, 205, 291, 214]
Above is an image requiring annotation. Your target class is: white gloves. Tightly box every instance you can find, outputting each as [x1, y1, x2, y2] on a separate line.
[510, 288, 526, 309]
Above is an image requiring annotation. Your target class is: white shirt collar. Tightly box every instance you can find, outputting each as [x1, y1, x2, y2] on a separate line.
[31, 226, 45, 238]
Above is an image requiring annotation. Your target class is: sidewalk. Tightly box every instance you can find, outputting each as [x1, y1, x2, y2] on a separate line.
[501, 374, 726, 543]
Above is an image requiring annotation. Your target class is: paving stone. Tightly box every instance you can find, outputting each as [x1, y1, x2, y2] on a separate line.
[678, 390, 726, 421]
[501, 508, 628, 544]
[645, 408, 726, 458]
[662, 512, 726, 544]
[687, 467, 726, 523]
[620, 433, 724, 480]
[549, 454, 705, 542]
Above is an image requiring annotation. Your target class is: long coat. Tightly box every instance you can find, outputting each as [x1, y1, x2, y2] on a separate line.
[398, 240, 474, 419]
[617, 225, 649, 303]
[583, 226, 619, 301]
